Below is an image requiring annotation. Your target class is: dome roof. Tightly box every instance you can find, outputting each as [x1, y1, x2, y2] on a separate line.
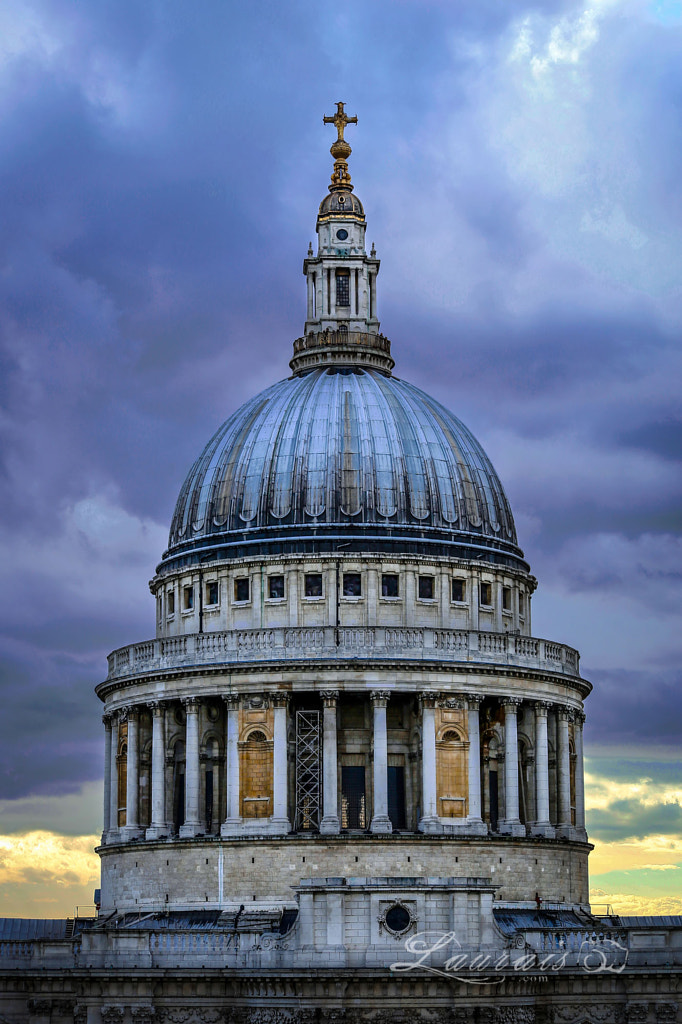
[162, 367, 526, 572]
[318, 188, 365, 221]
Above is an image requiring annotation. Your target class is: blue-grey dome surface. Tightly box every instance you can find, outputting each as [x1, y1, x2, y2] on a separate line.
[163, 368, 524, 569]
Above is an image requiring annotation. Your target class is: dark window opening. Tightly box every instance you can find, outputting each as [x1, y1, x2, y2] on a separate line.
[343, 573, 362, 597]
[341, 766, 366, 829]
[234, 577, 250, 602]
[336, 270, 350, 306]
[519, 593, 525, 615]
[388, 766, 406, 830]
[502, 586, 511, 611]
[268, 575, 285, 599]
[382, 573, 399, 598]
[167, 591, 175, 615]
[173, 769, 185, 833]
[183, 586, 194, 611]
[480, 582, 492, 606]
[206, 581, 219, 605]
[451, 579, 466, 603]
[304, 573, 323, 597]
[418, 575, 434, 600]
[489, 770, 498, 832]
[205, 769, 213, 832]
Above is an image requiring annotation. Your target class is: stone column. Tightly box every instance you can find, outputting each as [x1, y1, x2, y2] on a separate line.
[531, 701, 554, 837]
[320, 690, 340, 834]
[123, 706, 143, 840]
[270, 692, 292, 834]
[370, 690, 392, 833]
[102, 715, 112, 842]
[574, 710, 587, 840]
[146, 701, 168, 840]
[556, 707, 573, 838]
[465, 695, 487, 835]
[221, 694, 242, 836]
[109, 712, 120, 838]
[418, 691, 440, 833]
[180, 698, 201, 837]
[499, 698, 525, 836]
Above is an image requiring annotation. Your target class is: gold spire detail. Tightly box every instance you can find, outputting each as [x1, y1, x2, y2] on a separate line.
[323, 101, 357, 190]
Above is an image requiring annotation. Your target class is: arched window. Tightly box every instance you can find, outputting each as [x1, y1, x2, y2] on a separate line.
[241, 730, 272, 819]
[436, 729, 467, 819]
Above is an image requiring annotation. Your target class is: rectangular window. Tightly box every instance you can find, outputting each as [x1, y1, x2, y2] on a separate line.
[268, 575, 285, 600]
[381, 573, 399, 598]
[167, 590, 175, 615]
[234, 577, 250, 602]
[502, 586, 511, 611]
[418, 575, 434, 600]
[519, 593, 525, 615]
[451, 579, 466, 603]
[304, 572, 323, 598]
[335, 270, 350, 306]
[183, 586, 194, 611]
[480, 582, 492, 606]
[342, 572, 362, 597]
[206, 581, 219, 606]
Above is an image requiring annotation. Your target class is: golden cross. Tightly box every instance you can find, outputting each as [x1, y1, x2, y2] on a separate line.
[323, 102, 358, 142]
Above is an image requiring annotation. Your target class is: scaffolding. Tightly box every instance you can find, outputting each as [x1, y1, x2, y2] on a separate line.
[295, 710, 321, 831]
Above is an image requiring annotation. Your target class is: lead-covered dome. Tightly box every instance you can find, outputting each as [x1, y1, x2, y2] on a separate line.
[161, 367, 526, 572]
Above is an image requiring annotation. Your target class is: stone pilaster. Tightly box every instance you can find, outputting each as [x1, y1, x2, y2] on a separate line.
[574, 709, 587, 840]
[179, 698, 202, 837]
[498, 698, 525, 837]
[102, 714, 112, 843]
[556, 706, 573, 839]
[465, 694, 487, 835]
[530, 701, 555, 838]
[122, 705, 143, 840]
[221, 693, 242, 836]
[146, 701, 168, 840]
[370, 690, 392, 833]
[320, 689, 340, 834]
[418, 690, 440, 833]
[269, 691, 292, 834]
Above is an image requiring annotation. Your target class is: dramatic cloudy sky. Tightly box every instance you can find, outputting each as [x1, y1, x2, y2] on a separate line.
[0, 0, 681, 917]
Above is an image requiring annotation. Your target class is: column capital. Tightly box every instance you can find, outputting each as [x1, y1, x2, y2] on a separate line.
[370, 689, 391, 707]
[147, 700, 166, 717]
[437, 695, 464, 709]
[182, 696, 201, 714]
[320, 689, 340, 707]
[533, 700, 553, 716]
[465, 693, 484, 709]
[268, 690, 291, 708]
[557, 706, 572, 722]
[500, 697, 523, 713]
[574, 709, 586, 725]
[120, 704, 140, 722]
[418, 690, 439, 709]
[102, 713, 113, 727]
[222, 692, 241, 708]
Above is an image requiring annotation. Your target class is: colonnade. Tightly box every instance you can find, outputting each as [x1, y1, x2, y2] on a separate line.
[102, 692, 587, 844]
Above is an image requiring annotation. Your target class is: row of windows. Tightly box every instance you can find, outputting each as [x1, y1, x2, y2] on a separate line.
[165, 575, 525, 614]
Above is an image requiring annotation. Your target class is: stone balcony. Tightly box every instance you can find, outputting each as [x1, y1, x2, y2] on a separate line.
[104, 626, 581, 683]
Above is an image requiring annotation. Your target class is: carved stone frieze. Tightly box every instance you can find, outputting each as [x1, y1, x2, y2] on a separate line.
[101, 1009, 126, 1024]
[655, 1007, 678, 1024]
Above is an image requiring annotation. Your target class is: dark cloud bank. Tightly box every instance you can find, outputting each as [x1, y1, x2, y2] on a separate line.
[1, 0, 681, 812]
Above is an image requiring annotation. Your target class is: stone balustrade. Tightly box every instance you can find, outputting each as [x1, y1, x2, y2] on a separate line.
[105, 626, 581, 682]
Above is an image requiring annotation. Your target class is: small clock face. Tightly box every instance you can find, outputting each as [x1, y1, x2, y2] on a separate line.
[336, 229, 348, 240]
